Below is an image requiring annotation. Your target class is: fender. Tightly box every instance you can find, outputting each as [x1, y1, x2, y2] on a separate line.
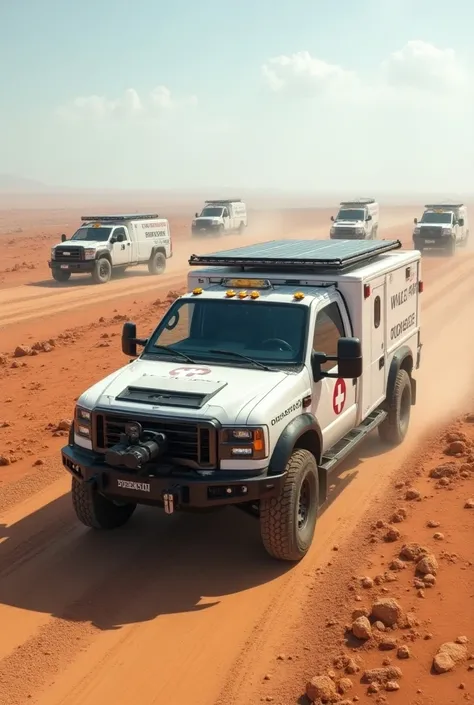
[94, 249, 111, 262]
[151, 245, 166, 258]
[386, 345, 416, 405]
[268, 413, 322, 476]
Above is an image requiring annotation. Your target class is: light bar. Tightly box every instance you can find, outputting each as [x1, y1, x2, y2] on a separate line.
[424, 203, 463, 210]
[81, 213, 160, 222]
[204, 199, 242, 204]
[221, 278, 271, 289]
[340, 198, 375, 206]
[188, 239, 402, 272]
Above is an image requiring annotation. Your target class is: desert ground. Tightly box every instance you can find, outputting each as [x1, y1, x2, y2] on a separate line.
[1, 199, 474, 705]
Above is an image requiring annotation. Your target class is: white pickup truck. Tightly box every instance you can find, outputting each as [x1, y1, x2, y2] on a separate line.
[62, 239, 422, 561]
[192, 199, 247, 237]
[330, 198, 379, 240]
[49, 213, 172, 284]
[413, 202, 469, 255]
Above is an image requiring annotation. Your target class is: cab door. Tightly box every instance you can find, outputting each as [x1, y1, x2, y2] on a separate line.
[309, 295, 358, 453]
[110, 226, 131, 265]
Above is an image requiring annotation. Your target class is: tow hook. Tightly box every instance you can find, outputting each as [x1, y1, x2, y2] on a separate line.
[163, 489, 179, 515]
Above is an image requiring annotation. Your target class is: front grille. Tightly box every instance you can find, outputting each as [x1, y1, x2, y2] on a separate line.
[195, 219, 218, 229]
[54, 246, 84, 262]
[419, 226, 443, 239]
[93, 412, 217, 468]
[332, 228, 361, 239]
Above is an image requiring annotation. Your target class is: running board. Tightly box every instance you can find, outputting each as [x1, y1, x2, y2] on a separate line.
[319, 409, 387, 502]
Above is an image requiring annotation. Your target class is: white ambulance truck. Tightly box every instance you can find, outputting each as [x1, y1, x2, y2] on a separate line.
[191, 199, 247, 236]
[49, 213, 172, 284]
[62, 239, 422, 562]
[330, 198, 379, 240]
[413, 202, 469, 255]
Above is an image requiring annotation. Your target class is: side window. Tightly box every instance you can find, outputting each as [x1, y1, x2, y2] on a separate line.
[313, 302, 345, 372]
[113, 227, 127, 241]
[374, 295, 381, 329]
[223, 209, 229, 218]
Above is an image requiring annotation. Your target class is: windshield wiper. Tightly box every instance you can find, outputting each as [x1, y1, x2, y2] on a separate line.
[209, 349, 272, 371]
[150, 345, 196, 363]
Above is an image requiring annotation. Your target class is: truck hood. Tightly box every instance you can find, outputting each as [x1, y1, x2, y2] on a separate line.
[79, 358, 294, 425]
[418, 223, 450, 229]
[334, 220, 364, 227]
[55, 240, 105, 249]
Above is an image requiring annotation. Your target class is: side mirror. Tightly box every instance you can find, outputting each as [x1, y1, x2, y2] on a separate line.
[366, 214, 372, 221]
[330, 215, 334, 221]
[311, 337, 362, 381]
[116, 233, 125, 242]
[458, 218, 464, 226]
[122, 322, 148, 357]
[61, 233, 66, 242]
[195, 212, 199, 218]
[413, 217, 418, 224]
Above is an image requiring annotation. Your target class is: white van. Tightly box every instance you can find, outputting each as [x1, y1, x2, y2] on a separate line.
[192, 199, 247, 236]
[49, 213, 172, 284]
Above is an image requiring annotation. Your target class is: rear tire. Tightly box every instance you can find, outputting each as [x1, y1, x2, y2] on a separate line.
[52, 269, 71, 282]
[148, 251, 166, 275]
[92, 258, 112, 284]
[260, 449, 319, 562]
[71, 478, 136, 529]
[378, 369, 412, 446]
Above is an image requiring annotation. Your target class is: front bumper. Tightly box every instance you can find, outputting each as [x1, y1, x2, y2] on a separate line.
[49, 260, 96, 273]
[62, 444, 286, 509]
[330, 231, 366, 240]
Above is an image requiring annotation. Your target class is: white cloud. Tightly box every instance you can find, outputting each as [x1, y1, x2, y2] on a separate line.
[382, 40, 468, 92]
[57, 86, 197, 121]
[262, 50, 360, 95]
[263, 41, 469, 98]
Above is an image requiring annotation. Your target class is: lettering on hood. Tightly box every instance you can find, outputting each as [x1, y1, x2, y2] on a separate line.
[271, 399, 303, 426]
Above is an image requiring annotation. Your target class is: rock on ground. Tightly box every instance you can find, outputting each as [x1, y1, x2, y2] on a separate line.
[416, 553, 438, 575]
[370, 598, 403, 627]
[362, 666, 403, 684]
[432, 642, 468, 674]
[352, 616, 372, 640]
[400, 542, 429, 561]
[305, 675, 339, 702]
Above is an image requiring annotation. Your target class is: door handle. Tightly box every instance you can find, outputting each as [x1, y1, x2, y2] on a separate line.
[379, 356, 385, 369]
[127, 242, 130, 246]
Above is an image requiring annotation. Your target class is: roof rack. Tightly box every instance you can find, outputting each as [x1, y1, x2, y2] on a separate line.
[340, 198, 376, 206]
[204, 199, 242, 204]
[424, 203, 463, 210]
[188, 239, 402, 272]
[81, 213, 160, 222]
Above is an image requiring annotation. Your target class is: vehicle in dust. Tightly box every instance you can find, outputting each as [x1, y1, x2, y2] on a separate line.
[49, 213, 172, 284]
[330, 198, 379, 240]
[62, 238, 422, 562]
[191, 199, 247, 237]
[412, 202, 469, 255]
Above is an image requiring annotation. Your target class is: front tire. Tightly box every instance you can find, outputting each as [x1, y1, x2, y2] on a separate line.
[378, 369, 412, 446]
[413, 237, 424, 252]
[238, 221, 245, 234]
[446, 239, 456, 257]
[92, 258, 112, 284]
[71, 478, 136, 529]
[148, 251, 166, 275]
[52, 269, 71, 282]
[260, 449, 319, 562]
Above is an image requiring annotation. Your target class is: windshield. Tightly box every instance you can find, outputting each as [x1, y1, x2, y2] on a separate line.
[336, 208, 365, 221]
[200, 207, 224, 217]
[70, 226, 112, 242]
[420, 211, 452, 224]
[144, 299, 308, 365]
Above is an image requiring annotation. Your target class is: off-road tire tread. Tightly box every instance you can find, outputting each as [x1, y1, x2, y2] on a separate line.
[378, 368, 411, 446]
[92, 257, 112, 284]
[52, 270, 71, 282]
[71, 477, 136, 529]
[260, 449, 318, 562]
[148, 252, 166, 275]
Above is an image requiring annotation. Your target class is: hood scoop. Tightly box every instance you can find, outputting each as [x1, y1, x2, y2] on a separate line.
[115, 374, 227, 409]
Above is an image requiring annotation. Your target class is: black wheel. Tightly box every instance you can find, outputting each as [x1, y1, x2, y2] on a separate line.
[413, 238, 424, 252]
[378, 369, 412, 446]
[71, 478, 136, 529]
[92, 258, 112, 284]
[238, 221, 245, 234]
[52, 269, 71, 282]
[260, 449, 319, 562]
[148, 251, 166, 275]
[446, 239, 456, 257]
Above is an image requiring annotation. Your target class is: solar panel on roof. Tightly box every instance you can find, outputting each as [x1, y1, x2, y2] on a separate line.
[188, 239, 402, 271]
[81, 214, 160, 222]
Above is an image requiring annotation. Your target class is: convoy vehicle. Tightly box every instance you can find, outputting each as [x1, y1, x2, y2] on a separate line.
[62, 239, 422, 562]
[191, 199, 247, 236]
[330, 198, 379, 240]
[49, 213, 172, 284]
[413, 202, 469, 255]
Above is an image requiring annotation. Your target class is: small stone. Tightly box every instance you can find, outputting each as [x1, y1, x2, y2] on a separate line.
[379, 639, 397, 651]
[352, 608, 370, 620]
[13, 345, 32, 357]
[397, 645, 410, 659]
[417, 589, 425, 598]
[352, 616, 372, 640]
[0, 455, 11, 466]
[460, 683, 466, 690]
[438, 477, 450, 487]
[276, 654, 285, 660]
[456, 636, 469, 645]
[371, 598, 403, 627]
[416, 553, 438, 575]
[361, 577, 374, 589]
[430, 463, 458, 479]
[433, 532, 444, 541]
[305, 675, 338, 703]
[264, 674, 271, 680]
[57, 419, 72, 432]
[464, 498, 474, 509]
[389, 559, 405, 572]
[362, 666, 402, 684]
[433, 642, 468, 673]
[423, 574, 436, 587]
[414, 578, 425, 589]
[33, 459, 44, 466]
[367, 683, 379, 694]
[445, 440, 466, 455]
[385, 681, 400, 692]
[374, 621, 386, 632]
[433, 652, 455, 674]
[405, 488, 421, 500]
[337, 677, 353, 694]
[400, 542, 429, 561]
[427, 519, 440, 528]
[384, 528, 400, 542]
[345, 659, 360, 675]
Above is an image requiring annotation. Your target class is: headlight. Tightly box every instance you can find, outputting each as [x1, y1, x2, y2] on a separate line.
[413, 228, 420, 235]
[192, 220, 196, 226]
[442, 228, 451, 235]
[219, 427, 267, 460]
[356, 227, 364, 234]
[75, 406, 92, 438]
[330, 227, 335, 235]
[51, 247, 56, 259]
[84, 248, 96, 260]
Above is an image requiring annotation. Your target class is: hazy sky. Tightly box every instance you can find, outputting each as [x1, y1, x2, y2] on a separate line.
[1, 0, 473, 193]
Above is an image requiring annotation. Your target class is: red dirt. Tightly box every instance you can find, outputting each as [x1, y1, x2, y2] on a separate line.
[0, 199, 473, 705]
